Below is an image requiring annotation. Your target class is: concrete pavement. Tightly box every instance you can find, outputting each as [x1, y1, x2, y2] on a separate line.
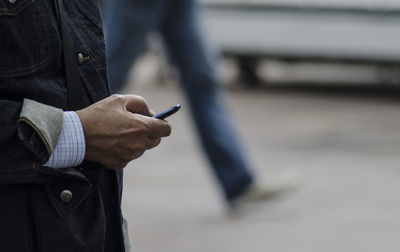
[120, 73, 400, 252]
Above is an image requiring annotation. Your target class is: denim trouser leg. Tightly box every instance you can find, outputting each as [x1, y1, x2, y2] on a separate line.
[103, 0, 169, 93]
[161, 0, 254, 201]
[104, 0, 254, 201]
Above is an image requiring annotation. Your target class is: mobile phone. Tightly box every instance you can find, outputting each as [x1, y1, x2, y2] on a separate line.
[152, 104, 181, 120]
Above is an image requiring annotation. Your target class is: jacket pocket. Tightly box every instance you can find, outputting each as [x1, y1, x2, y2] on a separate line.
[66, 0, 106, 67]
[0, 0, 51, 77]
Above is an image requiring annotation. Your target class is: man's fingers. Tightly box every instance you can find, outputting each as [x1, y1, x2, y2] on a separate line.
[147, 118, 172, 138]
[146, 138, 162, 150]
[131, 114, 171, 138]
[123, 95, 152, 116]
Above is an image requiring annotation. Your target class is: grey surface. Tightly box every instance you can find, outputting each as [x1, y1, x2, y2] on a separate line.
[120, 71, 400, 251]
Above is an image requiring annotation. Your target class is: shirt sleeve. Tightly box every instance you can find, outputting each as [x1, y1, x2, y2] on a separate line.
[44, 111, 86, 168]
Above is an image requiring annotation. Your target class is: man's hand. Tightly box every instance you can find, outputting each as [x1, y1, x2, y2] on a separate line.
[76, 94, 171, 170]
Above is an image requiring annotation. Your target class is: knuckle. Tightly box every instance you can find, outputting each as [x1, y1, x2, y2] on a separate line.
[121, 151, 134, 163]
[111, 94, 125, 103]
[131, 151, 145, 160]
[125, 144, 145, 160]
[110, 94, 121, 99]
[137, 151, 145, 158]
[135, 121, 151, 134]
[150, 139, 161, 149]
[135, 95, 146, 105]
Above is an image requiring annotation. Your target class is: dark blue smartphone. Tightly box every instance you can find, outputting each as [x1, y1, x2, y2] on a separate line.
[152, 104, 181, 120]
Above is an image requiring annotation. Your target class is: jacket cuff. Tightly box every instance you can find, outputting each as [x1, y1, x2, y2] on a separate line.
[18, 99, 64, 161]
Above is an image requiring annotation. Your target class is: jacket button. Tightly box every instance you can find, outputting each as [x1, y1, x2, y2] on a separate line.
[77, 53, 84, 65]
[60, 190, 73, 203]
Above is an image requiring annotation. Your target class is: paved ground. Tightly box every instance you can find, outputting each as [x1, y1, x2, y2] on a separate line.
[119, 65, 400, 251]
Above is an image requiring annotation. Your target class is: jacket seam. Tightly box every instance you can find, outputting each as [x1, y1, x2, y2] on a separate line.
[0, 56, 50, 76]
[0, 0, 35, 15]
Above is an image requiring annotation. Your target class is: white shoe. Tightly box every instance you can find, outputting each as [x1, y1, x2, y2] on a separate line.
[229, 171, 300, 210]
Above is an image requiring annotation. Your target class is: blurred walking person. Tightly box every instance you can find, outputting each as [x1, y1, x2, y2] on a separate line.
[103, 0, 293, 209]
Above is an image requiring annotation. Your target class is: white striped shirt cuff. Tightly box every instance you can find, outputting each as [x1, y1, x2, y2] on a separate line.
[44, 111, 86, 168]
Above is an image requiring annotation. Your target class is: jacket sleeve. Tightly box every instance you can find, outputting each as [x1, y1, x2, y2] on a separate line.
[0, 98, 64, 184]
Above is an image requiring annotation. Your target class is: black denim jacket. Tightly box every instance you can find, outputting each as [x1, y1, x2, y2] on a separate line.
[0, 0, 124, 251]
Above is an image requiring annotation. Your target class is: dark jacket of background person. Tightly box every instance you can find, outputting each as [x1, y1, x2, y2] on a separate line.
[0, 0, 125, 251]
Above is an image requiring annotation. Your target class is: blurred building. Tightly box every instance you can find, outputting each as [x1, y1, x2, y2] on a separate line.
[200, 0, 400, 85]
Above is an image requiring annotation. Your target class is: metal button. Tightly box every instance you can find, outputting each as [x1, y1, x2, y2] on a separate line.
[8, 0, 16, 4]
[77, 53, 84, 65]
[60, 190, 73, 203]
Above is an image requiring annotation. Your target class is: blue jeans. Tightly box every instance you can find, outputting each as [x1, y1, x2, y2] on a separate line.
[103, 0, 254, 201]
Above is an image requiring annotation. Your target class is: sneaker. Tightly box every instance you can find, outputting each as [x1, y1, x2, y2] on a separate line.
[229, 171, 300, 211]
